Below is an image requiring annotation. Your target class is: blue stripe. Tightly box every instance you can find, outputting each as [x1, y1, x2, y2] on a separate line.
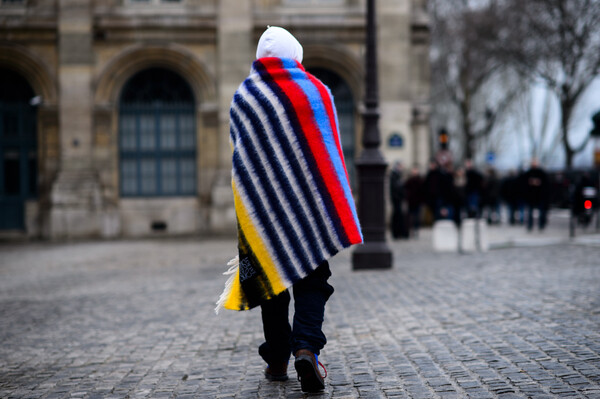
[231, 103, 312, 277]
[244, 79, 338, 256]
[324, 90, 361, 231]
[253, 59, 350, 247]
[281, 59, 359, 226]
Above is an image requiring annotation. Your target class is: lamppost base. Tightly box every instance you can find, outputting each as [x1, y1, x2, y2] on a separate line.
[352, 242, 392, 270]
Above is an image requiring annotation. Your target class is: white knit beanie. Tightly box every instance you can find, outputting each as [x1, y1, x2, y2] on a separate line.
[255, 26, 303, 63]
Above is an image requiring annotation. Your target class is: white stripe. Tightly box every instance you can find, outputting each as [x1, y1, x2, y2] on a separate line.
[231, 106, 307, 280]
[230, 122, 294, 287]
[251, 77, 343, 250]
[236, 83, 328, 267]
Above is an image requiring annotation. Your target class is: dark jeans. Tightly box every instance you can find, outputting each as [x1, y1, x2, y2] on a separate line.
[508, 201, 525, 225]
[428, 198, 446, 221]
[391, 203, 408, 239]
[467, 193, 481, 218]
[259, 261, 334, 366]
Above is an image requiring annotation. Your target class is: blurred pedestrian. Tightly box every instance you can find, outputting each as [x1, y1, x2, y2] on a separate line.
[515, 168, 527, 224]
[424, 160, 446, 221]
[500, 170, 522, 225]
[438, 162, 455, 221]
[465, 159, 484, 218]
[389, 161, 408, 239]
[451, 166, 467, 227]
[522, 158, 549, 231]
[216, 26, 363, 393]
[404, 164, 424, 237]
[483, 167, 501, 224]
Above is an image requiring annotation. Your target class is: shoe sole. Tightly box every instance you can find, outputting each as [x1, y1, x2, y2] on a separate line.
[265, 370, 289, 382]
[294, 355, 324, 392]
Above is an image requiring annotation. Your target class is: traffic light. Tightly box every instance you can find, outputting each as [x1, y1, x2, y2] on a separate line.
[438, 128, 449, 150]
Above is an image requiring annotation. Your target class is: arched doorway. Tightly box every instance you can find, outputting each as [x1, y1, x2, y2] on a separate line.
[307, 68, 356, 188]
[119, 68, 197, 197]
[0, 69, 37, 230]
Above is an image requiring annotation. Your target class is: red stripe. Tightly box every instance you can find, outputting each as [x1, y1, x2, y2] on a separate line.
[306, 73, 350, 184]
[260, 58, 361, 243]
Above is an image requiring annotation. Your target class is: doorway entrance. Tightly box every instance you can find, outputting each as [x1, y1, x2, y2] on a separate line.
[0, 69, 37, 230]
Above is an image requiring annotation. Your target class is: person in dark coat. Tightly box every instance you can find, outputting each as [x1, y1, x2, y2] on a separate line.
[439, 162, 457, 221]
[515, 168, 527, 224]
[464, 159, 484, 218]
[424, 160, 446, 221]
[522, 158, 549, 231]
[404, 164, 424, 237]
[389, 161, 408, 239]
[500, 170, 521, 225]
[451, 166, 467, 227]
[483, 167, 501, 224]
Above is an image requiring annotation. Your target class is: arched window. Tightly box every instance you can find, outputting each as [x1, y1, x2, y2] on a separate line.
[0, 68, 37, 230]
[119, 68, 197, 197]
[307, 68, 356, 188]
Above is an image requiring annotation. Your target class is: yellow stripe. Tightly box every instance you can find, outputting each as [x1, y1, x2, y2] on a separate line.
[223, 269, 248, 310]
[232, 181, 286, 294]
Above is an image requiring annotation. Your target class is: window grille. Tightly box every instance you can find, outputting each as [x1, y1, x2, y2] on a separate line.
[119, 68, 197, 197]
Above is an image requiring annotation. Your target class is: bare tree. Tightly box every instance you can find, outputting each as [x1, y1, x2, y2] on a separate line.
[511, 84, 562, 167]
[494, 0, 600, 168]
[429, 0, 522, 163]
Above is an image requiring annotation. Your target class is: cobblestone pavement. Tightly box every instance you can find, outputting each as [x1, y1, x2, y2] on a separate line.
[1, 231, 599, 398]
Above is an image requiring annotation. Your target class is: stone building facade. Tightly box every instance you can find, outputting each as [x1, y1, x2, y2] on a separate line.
[0, 0, 430, 239]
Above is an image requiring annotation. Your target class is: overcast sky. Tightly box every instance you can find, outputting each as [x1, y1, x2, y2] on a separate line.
[494, 78, 600, 171]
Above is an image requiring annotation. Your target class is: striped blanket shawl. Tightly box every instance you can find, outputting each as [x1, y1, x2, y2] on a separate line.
[216, 57, 363, 313]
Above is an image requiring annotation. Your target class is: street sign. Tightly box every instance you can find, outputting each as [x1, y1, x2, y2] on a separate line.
[388, 133, 403, 148]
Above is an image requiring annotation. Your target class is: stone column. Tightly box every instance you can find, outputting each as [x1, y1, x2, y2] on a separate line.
[409, 0, 431, 168]
[210, 0, 253, 233]
[49, 0, 103, 239]
[58, 0, 94, 166]
[412, 105, 431, 167]
[377, 0, 413, 165]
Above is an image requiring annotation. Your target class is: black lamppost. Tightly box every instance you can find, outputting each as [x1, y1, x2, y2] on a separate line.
[352, 0, 392, 270]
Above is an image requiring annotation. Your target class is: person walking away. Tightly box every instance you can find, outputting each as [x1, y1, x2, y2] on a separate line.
[500, 170, 520, 225]
[424, 160, 445, 221]
[515, 168, 527, 224]
[451, 166, 467, 227]
[389, 161, 408, 239]
[483, 167, 501, 224]
[464, 159, 484, 218]
[523, 158, 549, 231]
[404, 165, 424, 238]
[440, 162, 456, 220]
[215, 26, 363, 393]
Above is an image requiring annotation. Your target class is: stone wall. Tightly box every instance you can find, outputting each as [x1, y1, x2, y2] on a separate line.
[0, 0, 430, 239]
